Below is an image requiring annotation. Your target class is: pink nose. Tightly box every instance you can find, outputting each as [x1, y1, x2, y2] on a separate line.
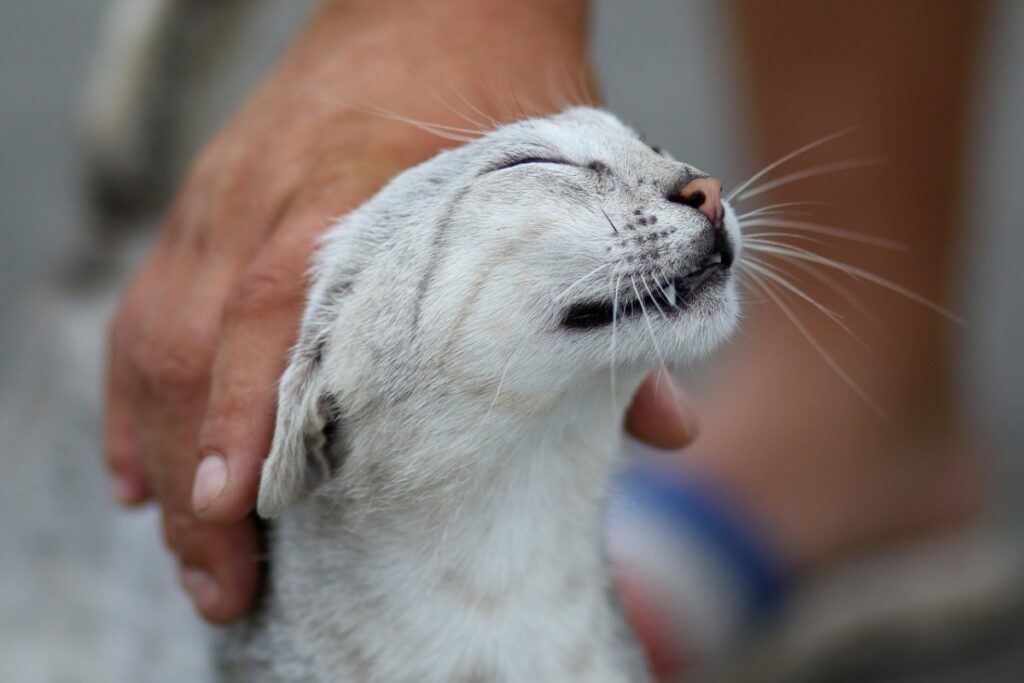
[677, 176, 723, 225]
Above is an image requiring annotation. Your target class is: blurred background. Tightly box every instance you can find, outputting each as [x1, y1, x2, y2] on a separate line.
[1, 1, 1021, 681]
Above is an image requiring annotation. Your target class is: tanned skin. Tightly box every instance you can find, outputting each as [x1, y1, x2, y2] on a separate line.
[104, 0, 695, 624]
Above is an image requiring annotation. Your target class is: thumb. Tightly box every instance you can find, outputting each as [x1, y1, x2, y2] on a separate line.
[625, 369, 699, 449]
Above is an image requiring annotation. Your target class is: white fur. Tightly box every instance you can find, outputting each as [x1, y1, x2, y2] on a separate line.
[224, 108, 742, 683]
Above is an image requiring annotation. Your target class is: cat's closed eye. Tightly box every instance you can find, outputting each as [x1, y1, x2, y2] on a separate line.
[488, 156, 576, 173]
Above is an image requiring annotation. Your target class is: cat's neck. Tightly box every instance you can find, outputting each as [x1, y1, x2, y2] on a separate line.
[269, 373, 652, 683]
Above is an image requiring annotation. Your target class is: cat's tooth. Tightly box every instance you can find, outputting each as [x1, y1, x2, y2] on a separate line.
[664, 283, 677, 306]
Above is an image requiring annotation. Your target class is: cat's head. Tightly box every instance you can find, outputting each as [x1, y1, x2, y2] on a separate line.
[257, 107, 741, 516]
[420, 107, 741, 373]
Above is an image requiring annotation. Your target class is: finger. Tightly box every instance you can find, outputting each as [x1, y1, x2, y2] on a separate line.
[165, 511, 262, 624]
[625, 369, 699, 449]
[193, 209, 327, 523]
[136, 187, 270, 507]
[103, 247, 172, 505]
[137, 355, 263, 624]
[105, 326, 152, 504]
[129, 239, 216, 506]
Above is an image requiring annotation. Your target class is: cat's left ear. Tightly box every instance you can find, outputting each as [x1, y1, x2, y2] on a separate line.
[257, 341, 348, 519]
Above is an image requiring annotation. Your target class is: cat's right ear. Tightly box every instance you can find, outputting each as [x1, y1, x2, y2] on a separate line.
[256, 341, 348, 519]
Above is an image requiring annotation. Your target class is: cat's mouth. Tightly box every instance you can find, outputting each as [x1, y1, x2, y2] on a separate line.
[561, 233, 735, 331]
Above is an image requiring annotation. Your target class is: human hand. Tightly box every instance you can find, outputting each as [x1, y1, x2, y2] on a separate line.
[103, 0, 698, 624]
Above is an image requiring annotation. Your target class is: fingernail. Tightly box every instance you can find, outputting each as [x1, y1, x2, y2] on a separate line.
[179, 566, 220, 612]
[109, 475, 138, 505]
[192, 454, 228, 513]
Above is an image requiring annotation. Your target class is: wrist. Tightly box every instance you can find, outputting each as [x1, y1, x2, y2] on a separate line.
[283, 0, 594, 122]
[236, 0, 594, 212]
[203, 0, 595, 244]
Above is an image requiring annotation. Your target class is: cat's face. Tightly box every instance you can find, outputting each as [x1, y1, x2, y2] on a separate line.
[259, 108, 742, 516]
[426, 108, 741, 380]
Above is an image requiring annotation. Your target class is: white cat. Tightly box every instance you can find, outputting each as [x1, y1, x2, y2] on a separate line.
[221, 107, 741, 683]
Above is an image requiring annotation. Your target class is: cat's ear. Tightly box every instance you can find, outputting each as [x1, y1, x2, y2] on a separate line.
[257, 338, 349, 519]
[257, 238, 365, 517]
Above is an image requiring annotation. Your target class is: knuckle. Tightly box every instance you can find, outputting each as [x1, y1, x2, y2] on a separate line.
[161, 511, 199, 554]
[224, 269, 300, 320]
[185, 141, 223, 185]
[103, 432, 134, 470]
[131, 336, 210, 395]
[109, 294, 142, 350]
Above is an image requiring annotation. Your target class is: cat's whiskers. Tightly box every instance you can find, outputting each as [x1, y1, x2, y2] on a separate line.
[554, 261, 614, 303]
[638, 273, 667, 393]
[608, 269, 625, 409]
[553, 61, 592, 109]
[545, 65, 577, 111]
[732, 167, 967, 413]
[743, 268, 886, 417]
[728, 133, 943, 415]
[742, 256, 868, 349]
[575, 59, 599, 107]
[315, 95, 483, 143]
[640, 272, 667, 318]
[766, 253, 890, 335]
[742, 240, 963, 323]
[727, 127, 860, 203]
[443, 74, 503, 128]
[636, 272, 692, 416]
[505, 66, 532, 121]
[746, 232, 828, 247]
[735, 201, 825, 221]
[630, 274, 670, 393]
[744, 219, 907, 249]
[735, 158, 884, 203]
[656, 265, 680, 314]
[412, 69, 496, 133]
[485, 346, 523, 420]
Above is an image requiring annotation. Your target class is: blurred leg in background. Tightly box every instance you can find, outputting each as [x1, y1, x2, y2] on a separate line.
[612, 0, 1000, 677]
[701, 0, 988, 578]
